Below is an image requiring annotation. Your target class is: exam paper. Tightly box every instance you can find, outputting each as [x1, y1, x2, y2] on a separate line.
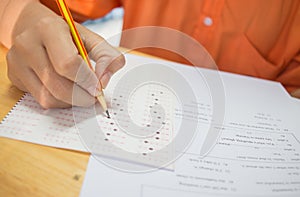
[81, 99, 300, 197]
[80, 60, 300, 196]
[80, 108, 300, 196]
[1, 54, 299, 181]
[81, 151, 300, 197]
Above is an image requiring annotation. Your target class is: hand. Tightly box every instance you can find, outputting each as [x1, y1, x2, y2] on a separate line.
[6, 1, 125, 108]
[291, 89, 300, 99]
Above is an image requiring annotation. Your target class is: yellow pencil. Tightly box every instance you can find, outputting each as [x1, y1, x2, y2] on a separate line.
[56, 0, 110, 118]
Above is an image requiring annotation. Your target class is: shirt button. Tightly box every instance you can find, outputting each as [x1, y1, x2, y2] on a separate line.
[203, 16, 213, 26]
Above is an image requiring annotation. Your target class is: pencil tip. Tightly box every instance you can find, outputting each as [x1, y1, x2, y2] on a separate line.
[106, 110, 110, 119]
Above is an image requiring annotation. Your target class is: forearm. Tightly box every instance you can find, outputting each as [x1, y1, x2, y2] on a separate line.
[0, 0, 38, 48]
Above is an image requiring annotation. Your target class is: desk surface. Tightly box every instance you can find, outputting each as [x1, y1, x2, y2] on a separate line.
[0, 44, 90, 197]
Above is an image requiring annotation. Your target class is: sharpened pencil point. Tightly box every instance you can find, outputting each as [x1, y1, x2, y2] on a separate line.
[106, 110, 110, 119]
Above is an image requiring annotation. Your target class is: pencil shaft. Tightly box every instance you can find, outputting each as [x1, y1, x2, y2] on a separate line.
[56, 0, 91, 68]
[56, 0, 109, 116]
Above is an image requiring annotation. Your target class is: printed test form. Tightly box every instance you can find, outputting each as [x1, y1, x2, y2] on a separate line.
[80, 55, 300, 197]
[81, 111, 300, 196]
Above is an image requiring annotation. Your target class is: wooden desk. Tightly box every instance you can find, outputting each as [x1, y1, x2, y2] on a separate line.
[0, 45, 90, 197]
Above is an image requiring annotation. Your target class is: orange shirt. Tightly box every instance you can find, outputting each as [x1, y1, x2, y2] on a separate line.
[43, 0, 300, 93]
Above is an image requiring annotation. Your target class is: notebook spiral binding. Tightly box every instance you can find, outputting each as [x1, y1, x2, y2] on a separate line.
[0, 93, 27, 124]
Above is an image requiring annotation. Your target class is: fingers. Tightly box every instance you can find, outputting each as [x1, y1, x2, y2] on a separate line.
[291, 89, 300, 98]
[92, 44, 125, 83]
[10, 30, 96, 108]
[77, 24, 125, 88]
[7, 46, 71, 109]
[29, 46, 96, 107]
[39, 17, 101, 96]
[6, 2, 101, 108]
[93, 43, 125, 88]
[7, 4, 124, 109]
[7, 65, 28, 92]
[21, 69, 72, 109]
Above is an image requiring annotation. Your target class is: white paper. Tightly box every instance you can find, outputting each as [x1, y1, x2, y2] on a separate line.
[81, 151, 300, 197]
[79, 55, 300, 197]
[1, 54, 299, 196]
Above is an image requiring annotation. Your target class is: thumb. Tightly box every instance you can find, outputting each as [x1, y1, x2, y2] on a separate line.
[291, 88, 300, 99]
[77, 24, 125, 88]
